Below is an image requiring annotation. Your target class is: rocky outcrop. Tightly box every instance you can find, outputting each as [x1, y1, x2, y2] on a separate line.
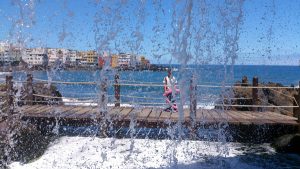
[271, 134, 300, 154]
[218, 76, 299, 116]
[0, 119, 55, 167]
[1, 82, 62, 106]
[30, 83, 62, 105]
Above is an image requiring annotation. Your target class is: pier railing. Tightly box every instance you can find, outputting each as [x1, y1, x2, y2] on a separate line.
[1, 73, 300, 123]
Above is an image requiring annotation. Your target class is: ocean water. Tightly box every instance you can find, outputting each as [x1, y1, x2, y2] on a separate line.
[3, 65, 300, 108]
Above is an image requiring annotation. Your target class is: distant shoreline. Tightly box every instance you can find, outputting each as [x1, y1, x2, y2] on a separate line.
[0, 64, 299, 72]
[0, 64, 171, 72]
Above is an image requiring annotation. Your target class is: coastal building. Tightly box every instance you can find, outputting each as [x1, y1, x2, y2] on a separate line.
[23, 48, 48, 66]
[98, 52, 115, 69]
[0, 42, 22, 65]
[140, 56, 150, 67]
[47, 48, 61, 64]
[48, 48, 75, 65]
[118, 53, 137, 68]
[69, 49, 81, 65]
[111, 54, 118, 68]
[81, 50, 98, 65]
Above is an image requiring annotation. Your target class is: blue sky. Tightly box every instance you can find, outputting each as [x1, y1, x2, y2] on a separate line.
[0, 0, 299, 65]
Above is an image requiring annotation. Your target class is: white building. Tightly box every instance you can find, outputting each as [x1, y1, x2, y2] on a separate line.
[0, 42, 22, 64]
[23, 48, 48, 66]
[48, 48, 61, 64]
[118, 53, 137, 67]
[48, 48, 75, 65]
[69, 49, 81, 65]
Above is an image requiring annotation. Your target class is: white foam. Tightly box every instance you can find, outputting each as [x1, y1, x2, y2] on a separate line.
[9, 137, 257, 169]
[62, 98, 215, 110]
[0, 72, 11, 75]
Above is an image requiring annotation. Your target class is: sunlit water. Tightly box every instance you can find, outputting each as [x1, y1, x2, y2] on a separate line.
[1, 0, 300, 168]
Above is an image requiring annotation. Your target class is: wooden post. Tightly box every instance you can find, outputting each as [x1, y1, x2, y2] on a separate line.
[189, 75, 197, 139]
[100, 77, 108, 111]
[190, 75, 197, 121]
[242, 76, 248, 86]
[6, 75, 13, 114]
[26, 74, 34, 105]
[114, 73, 120, 107]
[252, 76, 258, 111]
[99, 77, 108, 137]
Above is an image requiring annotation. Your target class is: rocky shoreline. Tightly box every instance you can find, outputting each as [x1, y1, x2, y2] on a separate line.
[0, 82, 62, 168]
[216, 76, 299, 117]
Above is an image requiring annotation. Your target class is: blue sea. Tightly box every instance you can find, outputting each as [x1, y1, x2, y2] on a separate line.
[3, 65, 300, 108]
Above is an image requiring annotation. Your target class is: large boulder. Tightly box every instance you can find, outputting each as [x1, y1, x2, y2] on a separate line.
[31, 83, 63, 105]
[0, 119, 55, 166]
[217, 77, 298, 116]
[271, 134, 300, 154]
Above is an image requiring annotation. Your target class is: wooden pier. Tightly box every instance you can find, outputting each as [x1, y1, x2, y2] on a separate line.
[0, 74, 300, 141]
[19, 105, 298, 127]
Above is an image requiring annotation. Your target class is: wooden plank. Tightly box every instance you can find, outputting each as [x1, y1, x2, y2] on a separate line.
[116, 107, 132, 121]
[197, 109, 215, 123]
[65, 106, 95, 118]
[158, 109, 172, 123]
[136, 108, 152, 121]
[22, 105, 44, 114]
[263, 111, 297, 120]
[170, 110, 180, 121]
[229, 111, 253, 124]
[183, 109, 190, 121]
[109, 107, 123, 115]
[19, 105, 30, 111]
[260, 111, 298, 125]
[51, 106, 80, 118]
[213, 109, 236, 123]
[78, 106, 98, 118]
[241, 111, 277, 124]
[209, 109, 224, 122]
[146, 108, 162, 123]
[28, 105, 56, 117]
[225, 111, 247, 124]
[79, 106, 115, 119]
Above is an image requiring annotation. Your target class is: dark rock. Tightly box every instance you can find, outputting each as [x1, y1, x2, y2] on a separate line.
[217, 77, 298, 116]
[271, 134, 300, 154]
[0, 120, 55, 166]
[31, 83, 62, 105]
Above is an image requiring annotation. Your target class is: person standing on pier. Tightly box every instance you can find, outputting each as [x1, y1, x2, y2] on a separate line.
[163, 69, 178, 112]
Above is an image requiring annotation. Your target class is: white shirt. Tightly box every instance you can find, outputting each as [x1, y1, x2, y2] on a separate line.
[163, 76, 177, 89]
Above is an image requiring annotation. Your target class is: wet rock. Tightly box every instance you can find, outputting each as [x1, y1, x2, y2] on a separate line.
[272, 134, 300, 154]
[0, 120, 55, 166]
[30, 83, 62, 105]
[217, 77, 298, 116]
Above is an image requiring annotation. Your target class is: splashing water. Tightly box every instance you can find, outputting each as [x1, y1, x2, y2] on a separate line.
[0, 0, 299, 169]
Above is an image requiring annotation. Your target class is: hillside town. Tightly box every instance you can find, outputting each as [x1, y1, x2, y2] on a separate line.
[0, 42, 152, 70]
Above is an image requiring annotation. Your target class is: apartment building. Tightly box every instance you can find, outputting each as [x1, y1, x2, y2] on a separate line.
[111, 54, 119, 68]
[118, 53, 137, 67]
[23, 48, 48, 66]
[0, 42, 22, 65]
[48, 48, 74, 65]
[80, 50, 98, 65]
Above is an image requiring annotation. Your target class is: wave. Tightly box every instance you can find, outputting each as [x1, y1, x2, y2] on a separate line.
[0, 72, 11, 75]
[9, 136, 282, 169]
